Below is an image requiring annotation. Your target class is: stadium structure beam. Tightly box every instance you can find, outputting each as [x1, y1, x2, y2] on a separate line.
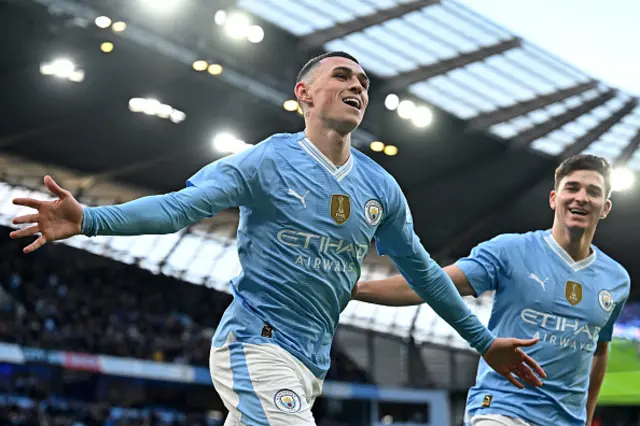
[298, 0, 440, 48]
[467, 80, 599, 131]
[433, 100, 638, 261]
[563, 98, 638, 158]
[614, 127, 640, 166]
[511, 90, 617, 149]
[382, 38, 521, 92]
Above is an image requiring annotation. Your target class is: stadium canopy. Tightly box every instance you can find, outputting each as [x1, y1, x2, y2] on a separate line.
[237, 0, 640, 167]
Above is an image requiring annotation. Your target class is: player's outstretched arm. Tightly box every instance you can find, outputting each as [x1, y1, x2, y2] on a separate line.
[10, 175, 212, 253]
[352, 265, 475, 305]
[11, 176, 83, 253]
[390, 249, 546, 389]
[374, 178, 545, 388]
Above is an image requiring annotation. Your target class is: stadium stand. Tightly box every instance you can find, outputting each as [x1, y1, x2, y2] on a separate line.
[0, 226, 370, 384]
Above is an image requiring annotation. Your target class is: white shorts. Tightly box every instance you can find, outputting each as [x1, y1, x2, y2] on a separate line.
[470, 414, 536, 426]
[210, 336, 323, 426]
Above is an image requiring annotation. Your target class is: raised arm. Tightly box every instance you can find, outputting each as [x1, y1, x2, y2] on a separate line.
[10, 142, 268, 253]
[10, 176, 214, 253]
[373, 180, 545, 389]
[353, 264, 475, 306]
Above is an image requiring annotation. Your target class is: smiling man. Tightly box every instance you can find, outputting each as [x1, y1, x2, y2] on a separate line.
[353, 154, 631, 426]
[10, 51, 545, 426]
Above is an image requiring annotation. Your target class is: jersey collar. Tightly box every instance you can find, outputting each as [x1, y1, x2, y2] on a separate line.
[298, 137, 354, 182]
[543, 231, 596, 272]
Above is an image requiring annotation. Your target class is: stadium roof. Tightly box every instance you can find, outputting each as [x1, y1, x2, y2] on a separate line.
[1, 0, 639, 348]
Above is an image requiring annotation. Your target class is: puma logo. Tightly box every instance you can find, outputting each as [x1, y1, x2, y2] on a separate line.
[287, 188, 309, 208]
[529, 273, 549, 290]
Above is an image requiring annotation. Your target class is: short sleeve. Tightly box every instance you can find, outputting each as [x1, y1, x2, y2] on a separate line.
[186, 141, 270, 215]
[374, 179, 421, 258]
[455, 234, 514, 297]
[599, 296, 628, 342]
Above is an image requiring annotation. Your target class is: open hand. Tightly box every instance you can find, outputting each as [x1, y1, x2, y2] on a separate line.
[482, 337, 546, 389]
[10, 175, 83, 253]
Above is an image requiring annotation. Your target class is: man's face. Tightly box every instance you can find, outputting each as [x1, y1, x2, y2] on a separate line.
[550, 170, 612, 233]
[296, 56, 370, 133]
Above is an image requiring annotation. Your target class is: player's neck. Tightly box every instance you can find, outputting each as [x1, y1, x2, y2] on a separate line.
[304, 124, 351, 167]
[551, 225, 594, 261]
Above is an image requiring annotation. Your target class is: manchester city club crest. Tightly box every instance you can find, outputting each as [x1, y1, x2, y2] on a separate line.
[565, 281, 583, 306]
[598, 290, 614, 312]
[364, 199, 383, 226]
[330, 194, 350, 225]
[274, 389, 301, 413]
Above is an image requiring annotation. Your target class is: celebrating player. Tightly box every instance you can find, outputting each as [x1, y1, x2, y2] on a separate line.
[10, 52, 545, 426]
[352, 154, 630, 426]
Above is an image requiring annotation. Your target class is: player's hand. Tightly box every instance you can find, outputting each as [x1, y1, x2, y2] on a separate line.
[10, 175, 83, 253]
[482, 337, 546, 389]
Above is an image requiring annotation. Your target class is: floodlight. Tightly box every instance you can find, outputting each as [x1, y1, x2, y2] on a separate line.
[95, 16, 112, 28]
[411, 106, 433, 128]
[384, 145, 398, 156]
[283, 100, 298, 112]
[224, 13, 250, 39]
[397, 100, 415, 119]
[214, 10, 227, 25]
[140, 0, 181, 13]
[384, 94, 399, 111]
[193, 60, 208, 71]
[208, 64, 223, 75]
[100, 42, 114, 53]
[246, 25, 264, 43]
[112, 21, 127, 32]
[612, 167, 634, 191]
[370, 141, 385, 152]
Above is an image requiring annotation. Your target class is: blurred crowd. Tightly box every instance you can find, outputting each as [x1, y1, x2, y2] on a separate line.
[0, 371, 223, 426]
[0, 227, 369, 377]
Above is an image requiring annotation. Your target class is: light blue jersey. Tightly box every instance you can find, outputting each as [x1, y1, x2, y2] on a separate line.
[459, 230, 630, 426]
[82, 131, 495, 380]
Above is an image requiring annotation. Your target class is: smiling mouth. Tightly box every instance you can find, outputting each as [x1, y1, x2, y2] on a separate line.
[569, 208, 588, 216]
[342, 97, 361, 110]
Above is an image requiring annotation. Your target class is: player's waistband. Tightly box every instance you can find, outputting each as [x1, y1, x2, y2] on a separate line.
[213, 295, 330, 379]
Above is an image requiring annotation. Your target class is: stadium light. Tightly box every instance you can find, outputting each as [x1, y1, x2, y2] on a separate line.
[224, 13, 250, 39]
[68, 70, 85, 83]
[385, 94, 399, 111]
[100, 42, 114, 53]
[215, 10, 263, 43]
[208, 64, 223, 75]
[129, 98, 186, 124]
[112, 21, 127, 32]
[283, 100, 298, 112]
[40, 59, 84, 83]
[128, 98, 145, 112]
[140, 0, 181, 13]
[214, 10, 227, 26]
[384, 145, 398, 156]
[397, 100, 415, 119]
[170, 110, 186, 124]
[246, 25, 264, 43]
[192, 60, 208, 71]
[411, 106, 433, 128]
[95, 16, 112, 28]
[611, 167, 635, 192]
[212, 132, 253, 154]
[370, 141, 385, 152]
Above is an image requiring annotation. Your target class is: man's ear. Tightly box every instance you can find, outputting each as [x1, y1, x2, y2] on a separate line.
[549, 189, 557, 211]
[294, 81, 312, 108]
[601, 198, 612, 219]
